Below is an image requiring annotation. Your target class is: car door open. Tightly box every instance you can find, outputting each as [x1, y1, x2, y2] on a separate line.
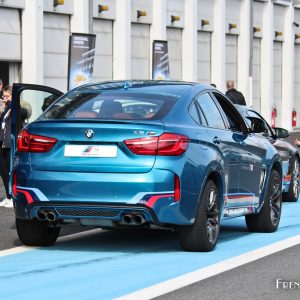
[10, 83, 63, 194]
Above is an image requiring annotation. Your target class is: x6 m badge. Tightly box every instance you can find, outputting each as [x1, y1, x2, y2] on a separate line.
[85, 129, 94, 139]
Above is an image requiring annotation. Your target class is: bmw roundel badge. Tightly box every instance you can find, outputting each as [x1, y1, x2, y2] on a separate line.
[85, 129, 94, 139]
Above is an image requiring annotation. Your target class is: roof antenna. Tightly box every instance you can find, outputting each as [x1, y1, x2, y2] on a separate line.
[123, 81, 132, 90]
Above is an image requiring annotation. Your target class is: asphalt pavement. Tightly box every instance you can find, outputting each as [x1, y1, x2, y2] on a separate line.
[0, 182, 88, 251]
[1, 181, 300, 299]
[156, 244, 300, 300]
[0, 183, 21, 250]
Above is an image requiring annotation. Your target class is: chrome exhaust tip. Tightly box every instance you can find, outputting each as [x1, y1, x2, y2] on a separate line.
[37, 210, 46, 221]
[122, 215, 133, 224]
[133, 215, 144, 224]
[46, 211, 57, 222]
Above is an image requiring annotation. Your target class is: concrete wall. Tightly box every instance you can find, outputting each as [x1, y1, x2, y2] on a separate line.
[0, 0, 299, 130]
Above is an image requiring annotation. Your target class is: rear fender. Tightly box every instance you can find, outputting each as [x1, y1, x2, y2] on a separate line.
[194, 161, 225, 220]
[256, 156, 282, 213]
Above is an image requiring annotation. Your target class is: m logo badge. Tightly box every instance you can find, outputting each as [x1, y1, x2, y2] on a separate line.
[85, 129, 94, 139]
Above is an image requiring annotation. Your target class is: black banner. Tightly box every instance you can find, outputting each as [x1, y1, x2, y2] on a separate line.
[152, 40, 170, 80]
[68, 33, 96, 90]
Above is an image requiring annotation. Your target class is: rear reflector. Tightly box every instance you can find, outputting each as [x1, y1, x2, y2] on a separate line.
[12, 172, 33, 204]
[145, 193, 175, 208]
[12, 172, 17, 197]
[16, 189, 33, 204]
[17, 130, 57, 153]
[124, 133, 189, 156]
[174, 175, 180, 202]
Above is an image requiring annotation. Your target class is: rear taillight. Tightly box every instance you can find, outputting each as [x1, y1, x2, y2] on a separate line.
[157, 133, 189, 156]
[124, 133, 189, 156]
[17, 130, 57, 153]
[123, 136, 158, 155]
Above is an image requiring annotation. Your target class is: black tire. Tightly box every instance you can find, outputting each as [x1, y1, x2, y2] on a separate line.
[178, 180, 220, 252]
[283, 157, 300, 202]
[16, 218, 60, 246]
[246, 169, 282, 233]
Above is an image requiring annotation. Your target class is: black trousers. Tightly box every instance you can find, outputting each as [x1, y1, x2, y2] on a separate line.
[0, 145, 11, 199]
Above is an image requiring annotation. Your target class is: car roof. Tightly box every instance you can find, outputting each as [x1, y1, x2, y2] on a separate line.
[74, 80, 209, 98]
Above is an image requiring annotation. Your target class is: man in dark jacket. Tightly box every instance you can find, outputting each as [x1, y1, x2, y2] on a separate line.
[225, 80, 246, 105]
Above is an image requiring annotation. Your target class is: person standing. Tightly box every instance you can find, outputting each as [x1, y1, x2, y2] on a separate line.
[0, 86, 29, 208]
[0, 79, 4, 113]
[225, 80, 246, 106]
[0, 78, 3, 99]
[0, 85, 13, 207]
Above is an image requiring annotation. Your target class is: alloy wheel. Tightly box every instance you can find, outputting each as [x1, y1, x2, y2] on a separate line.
[292, 160, 300, 199]
[206, 188, 220, 244]
[269, 174, 281, 226]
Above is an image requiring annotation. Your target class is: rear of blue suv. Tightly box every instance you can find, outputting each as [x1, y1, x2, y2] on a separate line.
[11, 81, 283, 251]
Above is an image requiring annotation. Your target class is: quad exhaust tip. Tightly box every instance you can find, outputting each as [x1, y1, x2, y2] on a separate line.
[122, 214, 145, 225]
[37, 210, 144, 224]
[37, 209, 57, 222]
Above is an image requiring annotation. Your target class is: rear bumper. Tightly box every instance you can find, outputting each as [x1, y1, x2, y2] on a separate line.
[14, 200, 190, 226]
[15, 169, 175, 203]
[15, 201, 158, 224]
[13, 182, 192, 227]
[13, 168, 195, 225]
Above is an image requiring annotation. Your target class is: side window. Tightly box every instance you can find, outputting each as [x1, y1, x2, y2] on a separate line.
[212, 92, 246, 132]
[196, 93, 226, 129]
[188, 102, 201, 125]
[247, 110, 273, 137]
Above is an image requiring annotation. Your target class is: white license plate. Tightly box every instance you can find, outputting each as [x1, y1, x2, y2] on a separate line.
[64, 145, 117, 158]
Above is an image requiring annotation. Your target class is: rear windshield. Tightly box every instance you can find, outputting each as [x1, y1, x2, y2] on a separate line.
[39, 90, 178, 120]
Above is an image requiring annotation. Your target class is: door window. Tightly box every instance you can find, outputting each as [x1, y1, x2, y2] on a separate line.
[19, 90, 60, 124]
[11, 84, 63, 136]
[247, 110, 273, 137]
[212, 92, 247, 133]
[196, 93, 226, 129]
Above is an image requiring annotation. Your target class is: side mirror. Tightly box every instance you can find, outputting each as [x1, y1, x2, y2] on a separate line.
[273, 127, 289, 139]
[246, 116, 266, 134]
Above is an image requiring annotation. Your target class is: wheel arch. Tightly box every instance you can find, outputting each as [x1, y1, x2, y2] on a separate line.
[192, 161, 225, 222]
[282, 151, 300, 201]
[256, 159, 282, 214]
[206, 170, 225, 213]
[272, 159, 283, 179]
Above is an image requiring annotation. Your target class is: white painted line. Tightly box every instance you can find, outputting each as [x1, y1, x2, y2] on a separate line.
[0, 246, 37, 258]
[0, 228, 101, 258]
[115, 234, 300, 300]
[56, 228, 101, 243]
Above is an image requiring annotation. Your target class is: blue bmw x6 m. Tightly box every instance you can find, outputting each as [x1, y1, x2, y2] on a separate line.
[11, 81, 282, 251]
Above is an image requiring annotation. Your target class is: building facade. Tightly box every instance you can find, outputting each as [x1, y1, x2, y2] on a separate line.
[0, 0, 300, 130]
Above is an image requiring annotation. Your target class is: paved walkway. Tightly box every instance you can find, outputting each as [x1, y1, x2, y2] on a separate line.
[0, 200, 299, 299]
[0, 181, 5, 199]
